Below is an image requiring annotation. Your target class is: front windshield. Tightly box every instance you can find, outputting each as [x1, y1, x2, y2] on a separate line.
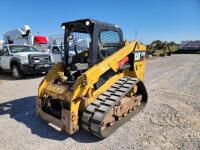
[67, 31, 90, 70]
[9, 45, 39, 53]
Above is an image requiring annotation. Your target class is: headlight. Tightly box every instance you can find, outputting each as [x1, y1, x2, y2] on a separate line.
[61, 25, 65, 29]
[20, 56, 29, 64]
[85, 21, 90, 26]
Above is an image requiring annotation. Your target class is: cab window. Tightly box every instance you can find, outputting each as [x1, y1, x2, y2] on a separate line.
[100, 30, 120, 47]
[99, 30, 121, 58]
[52, 46, 61, 54]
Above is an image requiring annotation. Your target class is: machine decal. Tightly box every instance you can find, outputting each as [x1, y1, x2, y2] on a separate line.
[134, 51, 146, 62]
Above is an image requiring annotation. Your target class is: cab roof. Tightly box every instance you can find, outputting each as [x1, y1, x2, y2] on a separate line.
[61, 18, 120, 29]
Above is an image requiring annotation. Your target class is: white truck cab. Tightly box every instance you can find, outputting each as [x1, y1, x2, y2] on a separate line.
[48, 44, 64, 64]
[0, 44, 53, 79]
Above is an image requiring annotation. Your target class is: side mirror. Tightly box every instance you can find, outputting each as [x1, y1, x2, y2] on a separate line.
[3, 48, 9, 56]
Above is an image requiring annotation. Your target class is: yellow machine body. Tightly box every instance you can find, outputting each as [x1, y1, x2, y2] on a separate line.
[36, 40, 146, 134]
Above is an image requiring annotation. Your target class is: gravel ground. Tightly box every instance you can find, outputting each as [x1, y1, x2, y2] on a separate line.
[0, 54, 200, 150]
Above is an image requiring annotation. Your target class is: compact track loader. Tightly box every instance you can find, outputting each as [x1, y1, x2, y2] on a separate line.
[36, 19, 148, 138]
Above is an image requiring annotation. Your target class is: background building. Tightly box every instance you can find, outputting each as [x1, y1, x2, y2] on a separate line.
[181, 40, 200, 50]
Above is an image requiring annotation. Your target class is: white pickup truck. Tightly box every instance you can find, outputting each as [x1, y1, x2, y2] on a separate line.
[0, 44, 53, 79]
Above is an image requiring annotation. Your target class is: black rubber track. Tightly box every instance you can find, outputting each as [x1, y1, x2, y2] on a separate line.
[81, 77, 148, 139]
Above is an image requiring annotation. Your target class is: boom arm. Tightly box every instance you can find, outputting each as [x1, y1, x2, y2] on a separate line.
[2, 25, 31, 44]
[71, 41, 146, 100]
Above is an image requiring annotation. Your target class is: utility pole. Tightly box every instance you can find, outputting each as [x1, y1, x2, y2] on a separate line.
[134, 30, 138, 40]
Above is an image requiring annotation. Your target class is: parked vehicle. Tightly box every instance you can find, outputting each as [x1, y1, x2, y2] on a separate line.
[0, 44, 53, 79]
[48, 34, 64, 63]
[48, 44, 64, 64]
[3, 25, 48, 52]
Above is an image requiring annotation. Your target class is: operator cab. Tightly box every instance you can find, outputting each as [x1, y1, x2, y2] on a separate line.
[61, 19, 124, 81]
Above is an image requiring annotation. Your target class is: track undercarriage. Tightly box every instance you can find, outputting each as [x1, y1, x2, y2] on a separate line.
[82, 76, 147, 138]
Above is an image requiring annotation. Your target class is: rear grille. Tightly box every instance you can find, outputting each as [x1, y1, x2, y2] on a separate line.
[29, 54, 50, 64]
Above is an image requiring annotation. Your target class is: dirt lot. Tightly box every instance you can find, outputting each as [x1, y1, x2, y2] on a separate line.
[0, 54, 200, 150]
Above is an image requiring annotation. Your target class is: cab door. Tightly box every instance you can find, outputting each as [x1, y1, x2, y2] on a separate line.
[0, 46, 12, 70]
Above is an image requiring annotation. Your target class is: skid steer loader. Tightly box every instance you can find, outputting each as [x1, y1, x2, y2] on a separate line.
[36, 19, 148, 138]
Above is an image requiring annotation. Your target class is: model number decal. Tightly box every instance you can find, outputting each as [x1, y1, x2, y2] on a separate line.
[134, 51, 145, 61]
[135, 53, 141, 61]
